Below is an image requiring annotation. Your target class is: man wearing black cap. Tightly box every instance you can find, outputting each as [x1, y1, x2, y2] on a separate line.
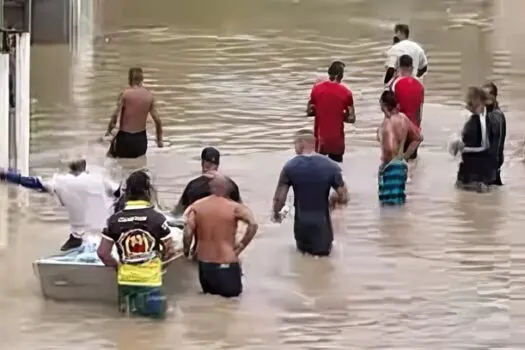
[172, 147, 242, 216]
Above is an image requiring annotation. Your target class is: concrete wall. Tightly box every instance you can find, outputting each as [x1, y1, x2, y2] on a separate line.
[31, 0, 70, 44]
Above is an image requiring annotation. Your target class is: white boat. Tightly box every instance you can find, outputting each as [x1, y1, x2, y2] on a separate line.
[32, 213, 198, 304]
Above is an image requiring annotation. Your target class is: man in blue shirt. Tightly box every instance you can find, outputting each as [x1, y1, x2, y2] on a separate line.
[272, 129, 349, 257]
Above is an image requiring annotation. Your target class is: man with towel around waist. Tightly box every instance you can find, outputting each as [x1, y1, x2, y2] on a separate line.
[0, 156, 120, 251]
[183, 171, 258, 298]
[97, 170, 176, 319]
[272, 129, 349, 257]
[105, 67, 164, 158]
[377, 91, 422, 206]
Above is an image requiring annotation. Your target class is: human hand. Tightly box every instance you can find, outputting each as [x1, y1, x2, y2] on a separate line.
[271, 211, 283, 223]
[156, 140, 164, 148]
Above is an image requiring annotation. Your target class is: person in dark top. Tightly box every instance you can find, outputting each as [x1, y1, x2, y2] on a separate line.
[97, 170, 176, 319]
[455, 86, 495, 192]
[184, 171, 258, 298]
[272, 129, 349, 257]
[483, 82, 506, 186]
[171, 147, 241, 216]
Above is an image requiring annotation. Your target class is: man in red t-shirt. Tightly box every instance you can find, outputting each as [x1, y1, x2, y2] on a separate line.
[390, 54, 424, 160]
[307, 61, 356, 163]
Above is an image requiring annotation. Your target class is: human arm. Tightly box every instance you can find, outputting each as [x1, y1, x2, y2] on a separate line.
[149, 97, 164, 147]
[98, 223, 119, 268]
[228, 178, 242, 203]
[415, 88, 424, 126]
[380, 119, 397, 167]
[384, 46, 398, 85]
[0, 169, 53, 192]
[233, 204, 258, 255]
[103, 178, 121, 198]
[105, 92, 123, 136]
[158, 218, 176, 267]
[272, 166, 291, 222]
[344, 90, 356, 124]
[182, 206, 196, 258]
[403, 120, 423, 160]
[306, 86, 316, 117]
[328, 166, 349, 210]
[416, 50, 428, 77]
[171, 183, 190, 216]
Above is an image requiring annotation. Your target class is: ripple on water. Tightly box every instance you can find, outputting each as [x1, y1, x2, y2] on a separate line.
[4, 0, 525, 348]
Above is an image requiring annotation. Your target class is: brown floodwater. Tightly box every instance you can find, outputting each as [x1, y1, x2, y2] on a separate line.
[2, 0, 525, 348]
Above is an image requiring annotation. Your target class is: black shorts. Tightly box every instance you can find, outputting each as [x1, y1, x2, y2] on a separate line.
[327, 153, 343, 163]
[108, 130, 148, 159]
[294, 218, 333, 257]
[198, 261, 242, 298]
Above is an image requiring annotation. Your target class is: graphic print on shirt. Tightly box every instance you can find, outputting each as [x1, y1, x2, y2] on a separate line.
[117, 228, 156, 264]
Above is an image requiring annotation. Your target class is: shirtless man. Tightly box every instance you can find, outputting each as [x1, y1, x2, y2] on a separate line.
[105, 67, 164, 159]
[377, 90, 422, 206]
[183, 171, 258, 298]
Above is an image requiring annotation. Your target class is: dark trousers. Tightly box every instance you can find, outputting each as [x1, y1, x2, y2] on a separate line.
[198, 261, 243, 298]
[108, 130, 148, 159]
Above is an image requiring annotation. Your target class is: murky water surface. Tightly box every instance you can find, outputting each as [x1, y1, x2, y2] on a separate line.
[2, 0, 525, 348]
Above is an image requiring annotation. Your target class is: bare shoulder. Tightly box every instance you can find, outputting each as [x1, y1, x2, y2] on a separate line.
[233, 202, 251, 215]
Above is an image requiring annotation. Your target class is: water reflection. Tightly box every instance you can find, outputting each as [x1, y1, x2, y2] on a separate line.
[4, 0, 525, 348]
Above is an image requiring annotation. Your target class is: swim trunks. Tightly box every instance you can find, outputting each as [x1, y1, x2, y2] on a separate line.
[118, 285, 167, 319]
[108, 130, 148, 159]
[198, 261, 242, 298]
[378, 159, 408, 206]
[294, 217, 333, 256]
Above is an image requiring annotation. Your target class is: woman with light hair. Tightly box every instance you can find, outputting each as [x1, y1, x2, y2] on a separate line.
[0, 153, 121, 251]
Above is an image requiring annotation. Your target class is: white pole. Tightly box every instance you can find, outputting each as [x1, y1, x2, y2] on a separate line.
[15, 32, 30, 177]
[0, 52, 9, 250]
[0, 53, 8, 168]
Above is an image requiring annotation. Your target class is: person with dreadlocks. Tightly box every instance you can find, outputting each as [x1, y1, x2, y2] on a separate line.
[97, 170, 176, 319]
[0, 155, 120, 251]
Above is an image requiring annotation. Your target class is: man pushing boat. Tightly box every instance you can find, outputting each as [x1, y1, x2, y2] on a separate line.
[97, 170, 176, 318]
[0, 155, 121, 251]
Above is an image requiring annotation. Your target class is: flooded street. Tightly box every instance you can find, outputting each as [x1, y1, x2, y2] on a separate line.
[2, 0, 525, 348]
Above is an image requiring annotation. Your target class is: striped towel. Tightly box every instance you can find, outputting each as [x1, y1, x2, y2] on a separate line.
[378, 159, 408, 206]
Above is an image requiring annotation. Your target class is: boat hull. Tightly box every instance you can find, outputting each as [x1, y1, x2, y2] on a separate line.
[33, 255, 197, 304]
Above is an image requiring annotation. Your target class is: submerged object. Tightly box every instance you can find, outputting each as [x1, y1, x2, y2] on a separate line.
[33, 212, 196, 304]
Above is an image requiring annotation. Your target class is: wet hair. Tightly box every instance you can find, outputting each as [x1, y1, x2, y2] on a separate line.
[482, 81, 498, 98]
[128, 67, 144, 86]
[380, 90, 398, 111]
[467, 86, 488, 103]
[328, 61, 345, 80]
[398, 54, 413, 69]
[394, 24, 410, 38]
[68, 159, 86, 173]
[294, 129, 315, 142]
[125, 170, 151, 201]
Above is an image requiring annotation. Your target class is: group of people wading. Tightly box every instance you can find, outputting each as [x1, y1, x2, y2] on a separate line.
[0, 23, 508, 319]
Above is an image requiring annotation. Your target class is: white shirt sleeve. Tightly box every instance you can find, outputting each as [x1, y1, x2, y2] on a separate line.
[385, 46, 398, 68]
[103, 178, 120, 197]
[418, 47, 428, 69]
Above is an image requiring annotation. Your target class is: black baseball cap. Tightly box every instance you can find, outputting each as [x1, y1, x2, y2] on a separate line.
[201, 147, 220, 165]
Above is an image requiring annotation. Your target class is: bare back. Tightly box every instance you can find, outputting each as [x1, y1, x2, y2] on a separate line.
[380, 112, 411, 163]
[120, 86, 153, 133]
[191, 195, 239, 264]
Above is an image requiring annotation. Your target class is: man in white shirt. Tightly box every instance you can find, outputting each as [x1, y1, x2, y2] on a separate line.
[384, 24, 428, 85]
[0, 157, 121, 251]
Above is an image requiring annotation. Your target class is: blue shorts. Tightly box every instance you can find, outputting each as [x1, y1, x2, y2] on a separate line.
[118, 285, 167, 319]
[378, 159, 408, 206]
